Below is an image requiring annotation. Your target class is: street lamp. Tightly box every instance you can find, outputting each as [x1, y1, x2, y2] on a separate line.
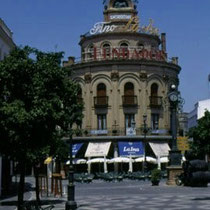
[65, 131, 77, 210]
[168, 84, 182, 166]
[143, 114, 148, 177]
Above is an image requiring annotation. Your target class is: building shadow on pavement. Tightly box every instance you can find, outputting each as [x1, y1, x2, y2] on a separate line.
[192, 197, 210, 201]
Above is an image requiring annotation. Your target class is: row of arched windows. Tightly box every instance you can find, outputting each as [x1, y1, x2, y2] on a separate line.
[94, 82, 159, 97]
[78, 82, 161, 108]
[83, 42, 156, 60]
[93, 42, 147, 52]
[78, 82, 159, 99]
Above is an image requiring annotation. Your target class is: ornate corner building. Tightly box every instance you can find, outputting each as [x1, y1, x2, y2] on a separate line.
[64, 0, 181, 160]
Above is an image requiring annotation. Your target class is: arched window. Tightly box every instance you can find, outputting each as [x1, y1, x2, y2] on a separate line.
[78, 86, 82, 98]
[97, 83, 106, 97]
[124, 82, 134, 96]
[151, 45, 156, 59]
[120, 42, 129, 58]
[123, 82, 135, 105]
[81, 47, 85, 61]
[137, 43, 144, 50]
[87, 44, 94, 60]
[151, 83, 158, 97]
[95, 83, 107, 107]
[77, 86, 83, 104]
[113, 0, 129, 8]
[102, 43, 111, 59]
[150, 83, 160, 107]
[120, 42, 128, 48]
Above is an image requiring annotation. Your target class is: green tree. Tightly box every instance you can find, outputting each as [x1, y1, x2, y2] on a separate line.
[0, 46, 83, 209]
[189, 110, 210, 159]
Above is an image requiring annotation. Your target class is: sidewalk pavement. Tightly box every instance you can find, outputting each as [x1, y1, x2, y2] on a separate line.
[1, 176, 210, 209]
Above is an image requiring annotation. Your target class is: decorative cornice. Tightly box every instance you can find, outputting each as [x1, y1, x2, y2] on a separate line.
[0, 27, 15, 48]
[163, 74, 169, 82]
[79, 32, 161, 46]
[139, 72, 148, 81]
[84, 73, 92, 83]
[70, 59, 181, 74]
[111, 71, 119, 81]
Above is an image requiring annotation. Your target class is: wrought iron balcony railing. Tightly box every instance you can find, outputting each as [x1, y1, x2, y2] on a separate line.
[72, 127, 170, 137]
[122, 95, 138, 107]
[149, 96, 162, 108]
[94, 96, 108, 108]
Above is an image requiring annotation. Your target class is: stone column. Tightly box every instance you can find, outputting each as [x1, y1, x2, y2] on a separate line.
[140, 71, 148, 117]
[84, 72, 92, 130]
[87, 157, 91, 174]
[114, 142, 118, 173]
[111, 70, 119, 133]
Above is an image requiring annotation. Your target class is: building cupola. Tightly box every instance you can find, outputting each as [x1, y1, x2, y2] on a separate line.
[104, 0, 138, 25]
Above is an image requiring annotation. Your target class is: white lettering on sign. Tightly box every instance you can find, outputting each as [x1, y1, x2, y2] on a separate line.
[110, 15, 132, 20]
[90, 22, 117, 35]
[123, 146, 140, 152]
[90, 130, 108, 135]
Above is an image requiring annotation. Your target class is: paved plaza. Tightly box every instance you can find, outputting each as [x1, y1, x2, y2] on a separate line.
[1, 177, 210, 209]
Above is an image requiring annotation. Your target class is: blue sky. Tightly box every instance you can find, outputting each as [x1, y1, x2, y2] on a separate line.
[1, 0, 210, 112]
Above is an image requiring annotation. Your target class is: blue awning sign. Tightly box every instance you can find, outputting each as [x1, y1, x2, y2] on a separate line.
[72, 143, 83, 157]
[118, 142, 144, 157]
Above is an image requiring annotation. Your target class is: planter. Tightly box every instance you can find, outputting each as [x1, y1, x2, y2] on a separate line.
[151, 169, 161, 186]
[151, 180, 160, 186]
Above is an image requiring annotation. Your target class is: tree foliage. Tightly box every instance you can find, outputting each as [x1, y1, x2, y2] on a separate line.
[189, 110, 210, 159]
[0, 46, 83, 208]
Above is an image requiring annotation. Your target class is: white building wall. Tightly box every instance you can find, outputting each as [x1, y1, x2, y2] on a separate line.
[0, 37, 11, 60]
[188, 99, 210, 129]
[197, 99, 210, 119]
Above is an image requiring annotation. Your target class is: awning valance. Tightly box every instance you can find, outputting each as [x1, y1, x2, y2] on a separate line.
[149, 142, 170, 157]
[118, 142, 144, 157]
[72, 143, 83, 157]
[85, 142, 111, 157]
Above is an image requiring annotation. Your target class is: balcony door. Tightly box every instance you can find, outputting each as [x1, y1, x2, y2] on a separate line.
[124, 82, 134, 105]
[97, 83, 107, 106]
[151, 83, 158, 106]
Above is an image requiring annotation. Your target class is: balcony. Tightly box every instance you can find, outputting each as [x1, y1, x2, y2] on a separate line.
[149, 96, 162, 108]
[94, 96, 108, 108]
[122, 95, 138, 107]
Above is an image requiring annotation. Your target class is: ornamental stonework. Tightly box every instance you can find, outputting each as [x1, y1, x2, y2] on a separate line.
[139, 72, 148, 81]
[111, 71, 119, 81]
[84, 73, 92, 83]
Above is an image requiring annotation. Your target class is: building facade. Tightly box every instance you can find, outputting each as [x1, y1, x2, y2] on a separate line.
[0, 18, 14, 60]
[0, 18, 15, 196]
[188, 99, 210, 129]
[178, 112, 188, 137]
[64, 0, 181, 171]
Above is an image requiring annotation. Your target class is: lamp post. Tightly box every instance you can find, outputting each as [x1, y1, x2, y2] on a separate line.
[168, 84, 182, 166]
[65, 131, 77, 210]
[167, 84, 184, 185]
[143, 114, 148, 177]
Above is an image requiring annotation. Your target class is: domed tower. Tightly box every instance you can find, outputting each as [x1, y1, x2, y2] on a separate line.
[64, 0, 181, 166]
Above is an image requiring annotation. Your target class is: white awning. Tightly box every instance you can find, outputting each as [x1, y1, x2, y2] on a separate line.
[149, 143, 171, 157]
[85, 142, 111, 157]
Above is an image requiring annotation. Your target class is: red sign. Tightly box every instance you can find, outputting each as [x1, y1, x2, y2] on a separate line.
[93, 47, 167, 62]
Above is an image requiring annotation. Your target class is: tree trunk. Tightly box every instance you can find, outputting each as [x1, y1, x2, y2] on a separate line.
[34, 165, 41, 204]
[17, 159, 26, 210]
